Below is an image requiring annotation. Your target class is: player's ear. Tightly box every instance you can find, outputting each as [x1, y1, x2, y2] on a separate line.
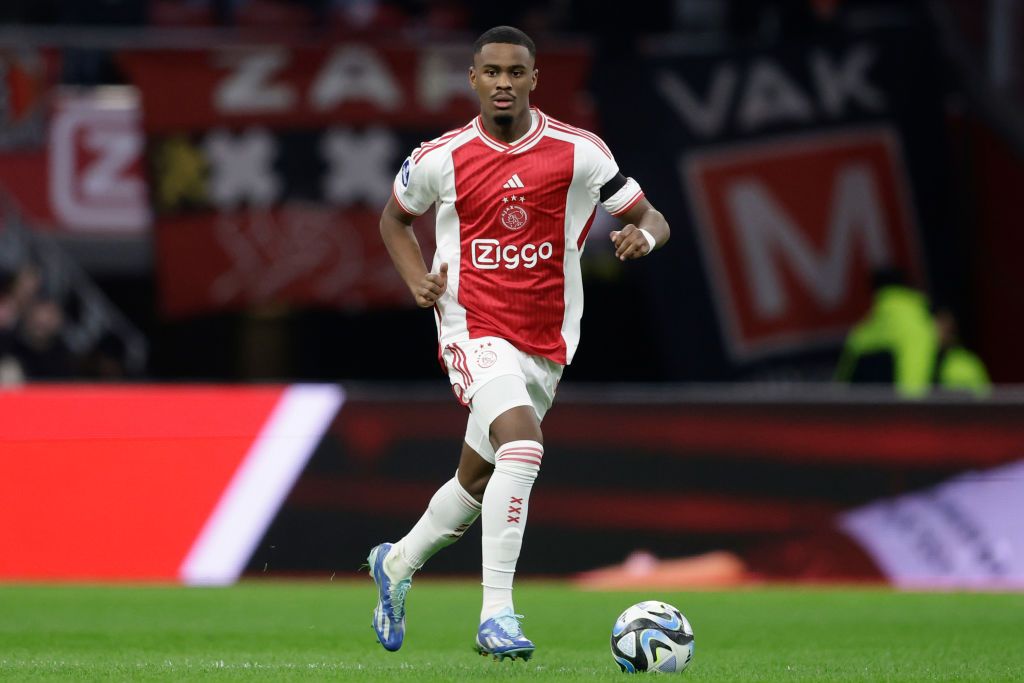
[469, 66, 477, 88]
[531, 68, 538, 91]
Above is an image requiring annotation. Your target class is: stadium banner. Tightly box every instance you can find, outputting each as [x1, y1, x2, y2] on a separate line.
[117, 44, 593, 317]
[593, 28, 959, 380]
[0, 86, 150, 236]
[0, 384, 342, 584]
[2, 384, 1021, 587]
[48, 87, 150, 234]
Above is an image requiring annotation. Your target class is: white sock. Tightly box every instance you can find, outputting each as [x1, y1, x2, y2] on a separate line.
[480, 440, 543, 622]
[387, 475, 481, 580]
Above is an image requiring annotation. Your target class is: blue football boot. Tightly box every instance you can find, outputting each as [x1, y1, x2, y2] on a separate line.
[367, 543, 411, 651]
[475, 607, 535, 661]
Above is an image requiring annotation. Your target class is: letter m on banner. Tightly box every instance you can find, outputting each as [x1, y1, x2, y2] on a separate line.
[685, 127, 925, 360]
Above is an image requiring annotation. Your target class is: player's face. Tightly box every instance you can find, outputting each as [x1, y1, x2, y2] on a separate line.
[469, 43, 537, 124]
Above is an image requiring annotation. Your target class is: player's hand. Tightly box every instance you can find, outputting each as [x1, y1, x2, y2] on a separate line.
[610, 224, 652, 261]
[413, 262, 448, 307]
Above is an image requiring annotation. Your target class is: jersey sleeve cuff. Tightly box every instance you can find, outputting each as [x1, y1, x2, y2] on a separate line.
[605, 177, 645, 216]
[391, 185, 425, 217]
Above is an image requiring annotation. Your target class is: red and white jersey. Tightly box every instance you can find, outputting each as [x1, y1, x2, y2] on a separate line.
[392, 107, 645, 365]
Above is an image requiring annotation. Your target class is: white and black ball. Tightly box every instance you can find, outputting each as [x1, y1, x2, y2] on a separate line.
[610, 600, 694, 673]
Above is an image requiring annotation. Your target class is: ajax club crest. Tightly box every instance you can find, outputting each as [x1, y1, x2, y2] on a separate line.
[500, 195, 529, 231]
[474, 342, 498, 368]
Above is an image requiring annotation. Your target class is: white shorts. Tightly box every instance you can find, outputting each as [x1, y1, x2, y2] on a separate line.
[441, 336, 563, 464]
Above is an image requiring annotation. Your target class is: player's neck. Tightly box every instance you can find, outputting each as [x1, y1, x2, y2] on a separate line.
[482, 110, 532, 144]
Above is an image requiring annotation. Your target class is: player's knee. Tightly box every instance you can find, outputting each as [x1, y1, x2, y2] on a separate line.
[489, 405, 543, 449]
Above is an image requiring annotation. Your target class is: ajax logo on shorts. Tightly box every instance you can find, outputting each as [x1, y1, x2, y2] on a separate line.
[474, 342, 498, 368]
[471, 239, 553, 270]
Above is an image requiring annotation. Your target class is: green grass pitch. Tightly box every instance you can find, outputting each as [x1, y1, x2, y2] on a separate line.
[1, 581, 1022, 681]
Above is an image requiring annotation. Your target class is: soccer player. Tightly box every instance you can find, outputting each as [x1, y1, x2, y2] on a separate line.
[369, 25, 669, 660]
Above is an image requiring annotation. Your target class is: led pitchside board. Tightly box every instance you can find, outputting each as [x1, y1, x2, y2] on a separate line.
[0, 384, 342, 584]
[3, 384, 1023, 588]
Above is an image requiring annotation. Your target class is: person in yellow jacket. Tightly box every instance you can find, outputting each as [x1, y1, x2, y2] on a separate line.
[835, 269, 938, 397]
[933, 309, 991, 396]
[835, 269, 990, 397]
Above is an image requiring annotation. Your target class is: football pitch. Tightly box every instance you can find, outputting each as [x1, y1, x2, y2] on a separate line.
[1, 581, 1021, 681]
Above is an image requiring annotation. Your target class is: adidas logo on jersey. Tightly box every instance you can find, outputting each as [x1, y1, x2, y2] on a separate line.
[501, 174, 525, 189]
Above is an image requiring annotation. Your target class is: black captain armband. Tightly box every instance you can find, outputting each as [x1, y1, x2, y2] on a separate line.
[599, 172, 628, 203]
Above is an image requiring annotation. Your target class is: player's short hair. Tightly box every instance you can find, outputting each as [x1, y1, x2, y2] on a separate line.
[473, 26, 536, 59]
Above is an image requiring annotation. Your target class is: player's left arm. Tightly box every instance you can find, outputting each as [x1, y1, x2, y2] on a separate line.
[610, 197, 670, 261]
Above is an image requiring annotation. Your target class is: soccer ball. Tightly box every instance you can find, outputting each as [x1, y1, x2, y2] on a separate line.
[610, 600, 694, 673]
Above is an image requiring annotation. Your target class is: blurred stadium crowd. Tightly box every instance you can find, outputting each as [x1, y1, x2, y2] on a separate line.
[0, 0, 1020, 387]
[0, 0, 905, 36]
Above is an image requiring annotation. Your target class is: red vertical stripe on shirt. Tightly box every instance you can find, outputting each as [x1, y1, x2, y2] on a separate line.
[452, 137, 575, 362]
[577, 207, 597, 250]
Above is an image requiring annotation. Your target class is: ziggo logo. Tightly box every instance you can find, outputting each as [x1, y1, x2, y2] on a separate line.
[471, 239, 554, 270]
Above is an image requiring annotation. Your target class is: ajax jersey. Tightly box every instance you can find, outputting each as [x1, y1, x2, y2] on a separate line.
[392, 107, 644, 366]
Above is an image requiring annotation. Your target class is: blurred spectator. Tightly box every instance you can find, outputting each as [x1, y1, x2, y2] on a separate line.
[0, 253, 139, 382]
[933, 308, 991, 396]
[0, 268, 20, 375]
[0, 262, 42, 385]
[80, 332, 129, 379]
[11, 261, 42, 308]
[12, 296, 75, 379]
[834, 268, 938, 397]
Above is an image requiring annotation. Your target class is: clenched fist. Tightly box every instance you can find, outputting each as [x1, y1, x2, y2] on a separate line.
[414, 262, 448, 307]
[610, 225, 654, 261]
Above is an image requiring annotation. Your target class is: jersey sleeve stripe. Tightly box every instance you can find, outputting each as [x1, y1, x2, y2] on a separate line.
[391, 186, 424, 216]
[414, 141, 452, 163]
[547, 122, 612, 159]
[558, 123, 611, 156]
[412, 123, 471, 162]
[413, 132, 457, 160]
[547, 119, 613, 158]
[412, 137, 453, 162]
[609, 190, 645, 217]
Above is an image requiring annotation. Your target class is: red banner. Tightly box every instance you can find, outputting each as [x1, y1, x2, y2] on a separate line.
[156, 206, 433, 316]
[118, 44, 594, 132]
[688, 127, 924, 359]
[120, 43, 593, 317]
[0, 87, 150, 235]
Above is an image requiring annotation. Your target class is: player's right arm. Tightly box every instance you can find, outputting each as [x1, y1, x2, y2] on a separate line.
[379, 196, 447, 308]
[381, 147, 447, 308]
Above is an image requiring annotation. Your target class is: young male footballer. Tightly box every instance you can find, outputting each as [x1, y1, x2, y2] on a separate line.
[371, 25, 669, 660]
